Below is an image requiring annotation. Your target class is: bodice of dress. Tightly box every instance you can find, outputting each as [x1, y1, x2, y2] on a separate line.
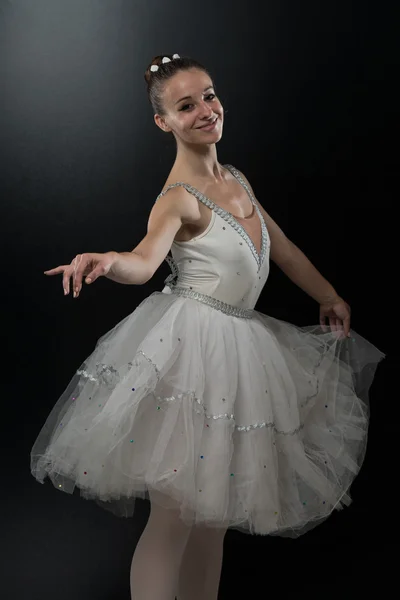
[158, 165, 271, 311]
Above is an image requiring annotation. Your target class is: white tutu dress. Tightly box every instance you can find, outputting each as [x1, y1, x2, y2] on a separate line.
[31, 165, 385, 538]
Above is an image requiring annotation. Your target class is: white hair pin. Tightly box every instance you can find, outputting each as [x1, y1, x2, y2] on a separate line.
[150, 54, 180, 72]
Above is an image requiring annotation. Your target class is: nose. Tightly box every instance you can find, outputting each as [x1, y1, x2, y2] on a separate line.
[198, 101, 214, 119]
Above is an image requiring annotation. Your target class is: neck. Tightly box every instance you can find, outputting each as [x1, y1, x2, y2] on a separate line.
[172, 141, 224, 182]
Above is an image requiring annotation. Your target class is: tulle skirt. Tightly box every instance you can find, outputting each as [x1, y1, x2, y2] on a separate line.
[30, 290, 385, 537]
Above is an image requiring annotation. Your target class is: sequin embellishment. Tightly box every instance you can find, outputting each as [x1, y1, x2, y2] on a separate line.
[156, 164, 269, 272]
[170, 285, 254, 319]
[74, 347, 327, 436]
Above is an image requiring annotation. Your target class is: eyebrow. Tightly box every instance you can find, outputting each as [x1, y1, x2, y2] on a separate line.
[175, 86, 214, 105]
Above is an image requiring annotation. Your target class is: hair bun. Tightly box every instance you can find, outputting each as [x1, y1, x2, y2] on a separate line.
[145, 54, 182, 81]
[143, 55, 210, 116]
[144, 56, 164, 85]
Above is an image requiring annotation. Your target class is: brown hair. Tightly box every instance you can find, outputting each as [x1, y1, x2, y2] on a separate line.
[144, 54, 212, 116]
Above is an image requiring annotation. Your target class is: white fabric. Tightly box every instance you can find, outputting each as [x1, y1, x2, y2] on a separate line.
[31, 170, 385, 538]
[162, 209, 269, 308]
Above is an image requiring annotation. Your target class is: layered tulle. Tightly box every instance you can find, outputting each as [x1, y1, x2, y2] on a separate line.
[31, 291, 385, 537]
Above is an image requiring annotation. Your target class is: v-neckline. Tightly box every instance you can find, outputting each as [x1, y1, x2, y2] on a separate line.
[185, 166, 267, 268]
[215, 202, 262, 256]
[159, 165, 268, 271]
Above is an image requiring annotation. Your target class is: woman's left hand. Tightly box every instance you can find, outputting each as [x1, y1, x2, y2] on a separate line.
[319, 297, 351, 339]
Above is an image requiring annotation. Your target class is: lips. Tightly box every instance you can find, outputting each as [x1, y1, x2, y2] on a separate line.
[198, 118, 218, 129]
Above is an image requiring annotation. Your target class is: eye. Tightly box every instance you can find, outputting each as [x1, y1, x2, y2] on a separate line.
[179, 94, 216, 111]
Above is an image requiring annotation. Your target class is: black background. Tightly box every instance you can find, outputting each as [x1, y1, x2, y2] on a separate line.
[1, 0, 396, 598]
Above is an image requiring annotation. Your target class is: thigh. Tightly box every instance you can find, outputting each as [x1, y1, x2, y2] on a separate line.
[186, 522, 228, 549]
[148, 489, 194, 531]
[148, 489, 227, 541]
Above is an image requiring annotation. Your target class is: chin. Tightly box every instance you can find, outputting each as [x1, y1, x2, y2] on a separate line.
[194, 133, 223, 146]
[196, 121, 223, 141]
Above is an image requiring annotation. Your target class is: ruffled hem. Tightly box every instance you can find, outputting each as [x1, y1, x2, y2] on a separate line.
[31, 291, 385, 537]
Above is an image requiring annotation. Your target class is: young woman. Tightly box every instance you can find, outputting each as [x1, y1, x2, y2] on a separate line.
[31, 54, 385, 600]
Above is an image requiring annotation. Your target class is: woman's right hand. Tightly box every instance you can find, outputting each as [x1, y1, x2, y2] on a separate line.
[44, 251, 118, 298]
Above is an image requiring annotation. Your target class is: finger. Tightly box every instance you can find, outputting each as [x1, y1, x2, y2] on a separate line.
[320, 314, 328, 332]
[63, 266, 74, 296]
[72, 255, 80, 296]
[340, 319, 349, 340]
[73, 254, 86, 297]
[85, 262, 108, 285]
[329, 317, 337, 332]
[343, 316, 351, 338]
[335, 318, 344, 339]
[44, 266, 69, 276]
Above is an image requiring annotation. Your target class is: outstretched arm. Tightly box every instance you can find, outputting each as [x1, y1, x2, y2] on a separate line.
[267, 240, 339, 305]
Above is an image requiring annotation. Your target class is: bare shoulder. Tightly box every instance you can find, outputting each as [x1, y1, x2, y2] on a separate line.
[152, 183, 201, 225]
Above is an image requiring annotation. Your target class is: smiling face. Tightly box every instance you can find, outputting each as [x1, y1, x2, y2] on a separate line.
[154, 68, 224, 144]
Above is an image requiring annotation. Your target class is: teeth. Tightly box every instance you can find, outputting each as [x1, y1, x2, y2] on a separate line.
[199, 118, 217, 129]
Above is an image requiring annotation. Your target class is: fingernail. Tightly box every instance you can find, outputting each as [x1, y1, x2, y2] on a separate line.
[86, 278, 92, 284]
[73, 291, 77, 298]
[64, 289, 67, 295]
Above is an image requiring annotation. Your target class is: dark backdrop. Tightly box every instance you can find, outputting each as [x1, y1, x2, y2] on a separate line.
[1, 1, 396, 598]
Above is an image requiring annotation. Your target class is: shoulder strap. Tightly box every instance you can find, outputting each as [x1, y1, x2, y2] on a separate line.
[223, 163, 235, 175]
[155, 180, 217, 211]
[155, 182, 192, 202]
[156, 164, 255, 206]
[155, 181, 202, 268]
[223, 164, 256, 204]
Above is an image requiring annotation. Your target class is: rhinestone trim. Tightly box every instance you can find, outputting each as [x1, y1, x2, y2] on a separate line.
[164, 254, 179, 288]
[156, 164, 269, 272]
[76, 368, 97, 382]
[169, 285, 254, 319]
[155, 388, 305, 436]
[225, 164, 269, 269]
[164, 256, 254, 319]
[77, 351, 160, 386]
[163, 254, 254, 319]
[76, 351, 307, 435]
[136, 350, 161, 380]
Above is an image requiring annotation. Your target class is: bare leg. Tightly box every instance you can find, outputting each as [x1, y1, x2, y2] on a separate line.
[130, 490, 193, 600]
[177, 523, 228, 600]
